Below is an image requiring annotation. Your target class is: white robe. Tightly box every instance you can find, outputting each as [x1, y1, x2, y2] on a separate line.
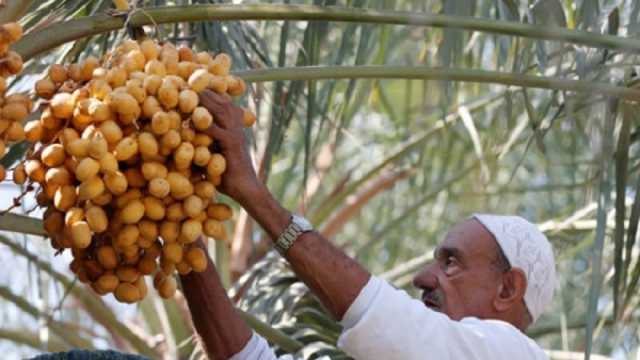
[230, 276, 548, 360]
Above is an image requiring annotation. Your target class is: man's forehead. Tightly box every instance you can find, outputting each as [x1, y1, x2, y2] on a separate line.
[438, 219, 497, 258]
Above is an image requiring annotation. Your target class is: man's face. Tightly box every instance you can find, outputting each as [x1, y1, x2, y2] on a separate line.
[412, 219, 505, 321]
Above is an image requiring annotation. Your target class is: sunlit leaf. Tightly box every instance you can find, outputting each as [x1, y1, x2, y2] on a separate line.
[584, 99, 617, 360]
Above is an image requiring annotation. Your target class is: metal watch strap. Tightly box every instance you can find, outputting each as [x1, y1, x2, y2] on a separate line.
[275, 215, 312, 255]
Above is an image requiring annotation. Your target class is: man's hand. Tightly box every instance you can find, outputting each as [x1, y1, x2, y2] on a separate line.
[199, 90, 260, 203]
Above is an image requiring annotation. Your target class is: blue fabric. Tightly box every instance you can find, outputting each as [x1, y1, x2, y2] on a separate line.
[30, 350, 152, 360]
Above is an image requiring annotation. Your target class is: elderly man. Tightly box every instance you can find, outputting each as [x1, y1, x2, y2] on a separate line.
[180, 90, 556, 360]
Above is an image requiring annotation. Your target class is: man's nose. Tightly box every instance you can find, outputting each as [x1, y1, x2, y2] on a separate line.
[412, 262, 439, 290]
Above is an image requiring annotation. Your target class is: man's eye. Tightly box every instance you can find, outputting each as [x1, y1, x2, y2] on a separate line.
[443, 256, 460, 275]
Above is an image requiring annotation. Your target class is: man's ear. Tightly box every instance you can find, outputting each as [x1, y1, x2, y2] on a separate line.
[494, 268, 527, 313]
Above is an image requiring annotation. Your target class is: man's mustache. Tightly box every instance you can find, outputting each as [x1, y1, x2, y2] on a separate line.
[421, 290, 444, 309]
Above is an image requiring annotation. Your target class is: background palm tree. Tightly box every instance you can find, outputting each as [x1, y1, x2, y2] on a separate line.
[1, 0, 640, 359]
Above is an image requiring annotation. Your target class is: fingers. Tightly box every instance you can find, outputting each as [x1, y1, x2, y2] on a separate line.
[198, 89, 242, 129]
[197, 90, 221, 118]
[202, 121, 225, 141]
[198, 89, 228, 109]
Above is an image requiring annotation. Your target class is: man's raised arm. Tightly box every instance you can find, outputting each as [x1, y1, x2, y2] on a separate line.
[179, 90, 370, 359]
[198, 90, 370, 320]
[180, 239, 253, 359]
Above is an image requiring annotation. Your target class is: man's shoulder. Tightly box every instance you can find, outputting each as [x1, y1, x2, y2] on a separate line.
[459, 317, 549, 359]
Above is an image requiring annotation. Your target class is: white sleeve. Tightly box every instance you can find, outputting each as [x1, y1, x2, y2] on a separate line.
[337, 276, 548, 360]
[229, 332, 295, 360]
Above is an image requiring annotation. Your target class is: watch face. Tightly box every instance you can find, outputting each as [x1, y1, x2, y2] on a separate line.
[293, 215, 313, 232]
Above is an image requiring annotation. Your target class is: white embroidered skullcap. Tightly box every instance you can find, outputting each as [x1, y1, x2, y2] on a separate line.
[472, 214, 556, 323]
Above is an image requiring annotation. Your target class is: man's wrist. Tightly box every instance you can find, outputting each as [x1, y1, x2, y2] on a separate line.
[275, 215, 314, 255]
[234, 180, 270, 207]
[235, 182, 292, 241]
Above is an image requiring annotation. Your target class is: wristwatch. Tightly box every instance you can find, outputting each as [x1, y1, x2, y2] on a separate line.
[274, 214, 313, 255]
